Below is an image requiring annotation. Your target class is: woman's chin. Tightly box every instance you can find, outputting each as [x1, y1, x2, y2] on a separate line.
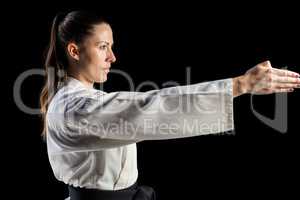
[94, 76, 107, 83]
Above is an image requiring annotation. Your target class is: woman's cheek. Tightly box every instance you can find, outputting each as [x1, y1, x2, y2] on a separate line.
[97, 51, 107, 64]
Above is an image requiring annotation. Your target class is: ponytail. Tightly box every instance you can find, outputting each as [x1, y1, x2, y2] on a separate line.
[40, 12, 68, 138]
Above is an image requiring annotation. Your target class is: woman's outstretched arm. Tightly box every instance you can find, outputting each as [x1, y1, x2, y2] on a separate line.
[47, 61, 299, 152]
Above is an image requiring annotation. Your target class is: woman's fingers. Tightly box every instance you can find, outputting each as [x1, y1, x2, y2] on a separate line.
[272, 75, 300, 84]
[252, 75, 300, 94]
[271, 68, 300, 78]
[258, 87, 294, 94]
[272, 82, 300, 89]
[270, 68, 300, 91]
[273, 88, 294, 93]
[255, 87, 294, 95]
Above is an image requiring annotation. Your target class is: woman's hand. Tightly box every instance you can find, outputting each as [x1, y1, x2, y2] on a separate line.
[233, 61, 300, 97]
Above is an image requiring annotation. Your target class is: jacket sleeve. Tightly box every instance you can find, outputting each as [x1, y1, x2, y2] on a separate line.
[47, 78, 234, 152]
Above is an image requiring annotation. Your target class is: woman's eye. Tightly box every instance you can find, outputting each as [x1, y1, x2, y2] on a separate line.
[99, 45, 108, 50]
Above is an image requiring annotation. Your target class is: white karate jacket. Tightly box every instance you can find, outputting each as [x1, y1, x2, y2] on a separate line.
[46, 77, 234, 191]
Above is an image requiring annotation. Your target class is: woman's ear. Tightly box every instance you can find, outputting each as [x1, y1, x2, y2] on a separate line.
[67, 42, 80, 61]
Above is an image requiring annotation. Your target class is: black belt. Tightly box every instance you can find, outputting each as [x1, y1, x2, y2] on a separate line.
[68, 182, 156, 200]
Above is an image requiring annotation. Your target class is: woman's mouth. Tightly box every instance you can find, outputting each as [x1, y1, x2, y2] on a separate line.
[104, 69, 110, 74]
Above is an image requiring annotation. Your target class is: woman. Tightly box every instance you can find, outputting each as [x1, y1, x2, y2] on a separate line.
[40, 10, 300, 200]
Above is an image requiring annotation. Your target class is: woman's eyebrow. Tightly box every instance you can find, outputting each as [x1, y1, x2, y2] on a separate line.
[97, 41, 113, 46]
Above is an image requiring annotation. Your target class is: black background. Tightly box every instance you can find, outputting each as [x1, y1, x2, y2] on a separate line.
[4, 1, 299, 199]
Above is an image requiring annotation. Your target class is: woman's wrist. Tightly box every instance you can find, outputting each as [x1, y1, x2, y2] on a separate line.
[233, 75, 249, 98]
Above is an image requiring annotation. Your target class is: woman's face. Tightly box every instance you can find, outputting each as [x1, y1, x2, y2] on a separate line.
[77, 23, 116, 83]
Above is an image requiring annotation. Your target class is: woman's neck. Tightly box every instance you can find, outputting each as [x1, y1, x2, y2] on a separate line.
[68, 71, 94, 89]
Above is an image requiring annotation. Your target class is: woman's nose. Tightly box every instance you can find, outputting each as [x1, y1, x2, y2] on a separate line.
[108, 49, 116, 63]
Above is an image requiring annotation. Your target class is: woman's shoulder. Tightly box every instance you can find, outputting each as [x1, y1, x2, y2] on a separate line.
[47, 80, 108, 114]
[45, 84, 91, 132]
[48, 85, 86, 113]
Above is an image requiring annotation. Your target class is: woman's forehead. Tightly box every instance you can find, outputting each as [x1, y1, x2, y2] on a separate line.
[91, 23, 114, 44]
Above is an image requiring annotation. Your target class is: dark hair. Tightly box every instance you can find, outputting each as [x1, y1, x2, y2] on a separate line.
[40, 10, 108, 137]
